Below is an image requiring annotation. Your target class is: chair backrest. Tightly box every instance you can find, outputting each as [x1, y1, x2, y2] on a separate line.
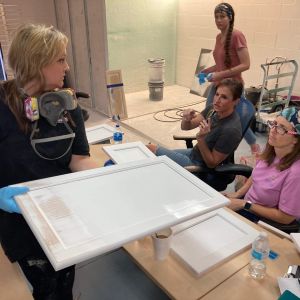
[236, 95, 256, 136]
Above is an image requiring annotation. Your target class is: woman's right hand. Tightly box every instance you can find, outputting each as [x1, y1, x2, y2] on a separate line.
[182, 109, 196, 122]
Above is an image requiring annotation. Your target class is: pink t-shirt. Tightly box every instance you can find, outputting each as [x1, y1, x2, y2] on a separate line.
[245, 158, 300, 218]
[213, 29, 247, 83]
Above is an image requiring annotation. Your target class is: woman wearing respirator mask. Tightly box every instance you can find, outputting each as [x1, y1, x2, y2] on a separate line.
[0, 24, 98, 299]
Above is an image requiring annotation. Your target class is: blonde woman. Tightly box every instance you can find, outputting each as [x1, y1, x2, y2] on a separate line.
[0, 24, 98, 299]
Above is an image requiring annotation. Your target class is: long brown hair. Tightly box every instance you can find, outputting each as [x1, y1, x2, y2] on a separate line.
[1, 24, 68, 132]
[215, 2, 235, 69]
[260, 132, 300, 171]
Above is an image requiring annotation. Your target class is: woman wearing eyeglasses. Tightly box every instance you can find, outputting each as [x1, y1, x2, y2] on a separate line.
[225, 107, 300, 226]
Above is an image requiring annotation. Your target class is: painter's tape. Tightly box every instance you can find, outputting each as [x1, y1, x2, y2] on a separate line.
[269, 249, 279, 260]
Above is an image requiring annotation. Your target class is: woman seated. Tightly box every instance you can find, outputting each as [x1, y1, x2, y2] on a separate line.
[225, 107, 300, 226]
[147, 78, 243, 169]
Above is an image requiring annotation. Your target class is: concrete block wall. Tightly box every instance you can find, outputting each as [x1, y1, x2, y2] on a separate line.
[176, 0, 300, 96]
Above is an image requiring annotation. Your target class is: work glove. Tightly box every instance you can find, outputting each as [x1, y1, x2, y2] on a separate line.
[0, 186, 29, 214]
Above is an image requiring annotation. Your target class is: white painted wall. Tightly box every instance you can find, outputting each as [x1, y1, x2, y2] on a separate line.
[176, 0, 300, 95]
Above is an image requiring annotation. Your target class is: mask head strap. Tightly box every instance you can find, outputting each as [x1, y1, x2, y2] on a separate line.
[30, 117, 75, 160]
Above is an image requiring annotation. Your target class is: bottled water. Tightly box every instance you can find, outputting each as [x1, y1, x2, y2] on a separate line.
[113, 124, 123, 144]
[248, 232, 269, 279]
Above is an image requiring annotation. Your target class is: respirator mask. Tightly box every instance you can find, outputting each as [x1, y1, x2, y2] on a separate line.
[23, 88, 78, 160]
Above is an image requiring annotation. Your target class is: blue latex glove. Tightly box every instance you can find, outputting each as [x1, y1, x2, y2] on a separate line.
[0, 186, 29, 213]
[197, 72, 207, 85]
[197, 72, 212, 85]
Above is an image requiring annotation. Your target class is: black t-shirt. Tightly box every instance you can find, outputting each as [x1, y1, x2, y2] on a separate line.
[0, 87, 90, 262]
[191, 105, 242, 165]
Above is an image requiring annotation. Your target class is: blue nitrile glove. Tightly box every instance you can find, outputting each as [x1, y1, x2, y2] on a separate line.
[0, 186, 29, 213]
[197, 72, 207, 85]
[197, 72, 213, 85]
[104, 159, 115, 167]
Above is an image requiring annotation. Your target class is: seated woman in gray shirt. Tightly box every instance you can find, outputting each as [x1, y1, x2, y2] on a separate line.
[147, 78, 243, 169]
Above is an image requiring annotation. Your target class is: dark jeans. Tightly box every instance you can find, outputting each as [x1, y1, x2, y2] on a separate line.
[18, 252, 75, 300]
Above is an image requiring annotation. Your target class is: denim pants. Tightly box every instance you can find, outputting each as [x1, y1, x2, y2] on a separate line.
[156, 146, 203, 167]
[206, 84, 257, 146]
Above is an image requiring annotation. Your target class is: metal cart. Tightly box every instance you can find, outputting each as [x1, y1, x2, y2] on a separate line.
[255, 58, 298, 128]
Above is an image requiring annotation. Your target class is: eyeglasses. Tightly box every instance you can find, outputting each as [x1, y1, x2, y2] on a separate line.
[267, 120, 298, 136]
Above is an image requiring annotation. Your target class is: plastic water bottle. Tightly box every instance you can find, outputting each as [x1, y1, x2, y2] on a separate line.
[248, 232, 269, 279]
[113, 124, 123, 144]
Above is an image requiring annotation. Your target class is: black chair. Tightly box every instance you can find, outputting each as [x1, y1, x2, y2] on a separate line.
[173, 96, 256, 191]
[74, 91, 90, 122]
[63, 77, 90, 122]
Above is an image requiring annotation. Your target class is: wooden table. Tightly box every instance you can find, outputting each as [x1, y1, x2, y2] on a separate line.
[124, 212, 300, 300]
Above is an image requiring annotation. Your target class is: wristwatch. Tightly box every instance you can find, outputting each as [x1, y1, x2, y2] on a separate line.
[244, 200, 252, 210]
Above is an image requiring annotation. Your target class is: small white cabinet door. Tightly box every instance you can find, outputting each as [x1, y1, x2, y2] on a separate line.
[85, 124, 115, 144]
[15, 156, 229, 270]
[103, 141, 156, 164]
[171, 208, 259, 277]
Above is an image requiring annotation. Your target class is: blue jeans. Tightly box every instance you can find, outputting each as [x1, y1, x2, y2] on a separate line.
[206, 84, 256, 146]
[156, 147, 203, 167]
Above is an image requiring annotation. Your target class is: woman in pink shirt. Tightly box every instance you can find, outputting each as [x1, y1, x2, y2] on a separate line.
[225, 107, 300, 227]
[203, 3, 260, 154]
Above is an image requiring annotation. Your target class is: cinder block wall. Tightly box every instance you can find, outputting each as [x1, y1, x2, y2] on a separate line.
[177, 0, 300, 95]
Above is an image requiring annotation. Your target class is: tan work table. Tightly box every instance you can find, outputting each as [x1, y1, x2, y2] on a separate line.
[124, 211, 300, 300]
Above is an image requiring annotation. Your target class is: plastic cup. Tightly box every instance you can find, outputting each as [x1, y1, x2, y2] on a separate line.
[151, 228, 173, 261]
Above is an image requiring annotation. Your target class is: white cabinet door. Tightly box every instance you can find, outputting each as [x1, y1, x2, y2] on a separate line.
[103, 141, 156, 164]
[171, 208, 259, 277]
[15, 156, 229, 270]
[85, 124, 115, 144]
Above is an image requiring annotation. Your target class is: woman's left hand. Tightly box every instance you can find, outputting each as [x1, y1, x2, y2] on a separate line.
[227, 198, 246, 211]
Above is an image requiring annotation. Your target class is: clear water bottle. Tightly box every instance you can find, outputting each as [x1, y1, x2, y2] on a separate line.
[112, 124, 123, 144]
[248, 232, 269, 279]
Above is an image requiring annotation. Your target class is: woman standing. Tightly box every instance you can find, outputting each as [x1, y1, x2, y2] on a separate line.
[0, 24, 99, 299]
[203, 2, 260, 154]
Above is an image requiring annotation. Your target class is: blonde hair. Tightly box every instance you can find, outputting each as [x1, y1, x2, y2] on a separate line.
[1, 24, 68, 132]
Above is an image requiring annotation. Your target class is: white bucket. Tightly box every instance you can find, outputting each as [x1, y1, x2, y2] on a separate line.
[148, 58, 165, 83]
[148, 81, 164, 101]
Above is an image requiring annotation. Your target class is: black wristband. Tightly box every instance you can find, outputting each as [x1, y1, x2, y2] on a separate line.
[244, 200, 252, 210]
